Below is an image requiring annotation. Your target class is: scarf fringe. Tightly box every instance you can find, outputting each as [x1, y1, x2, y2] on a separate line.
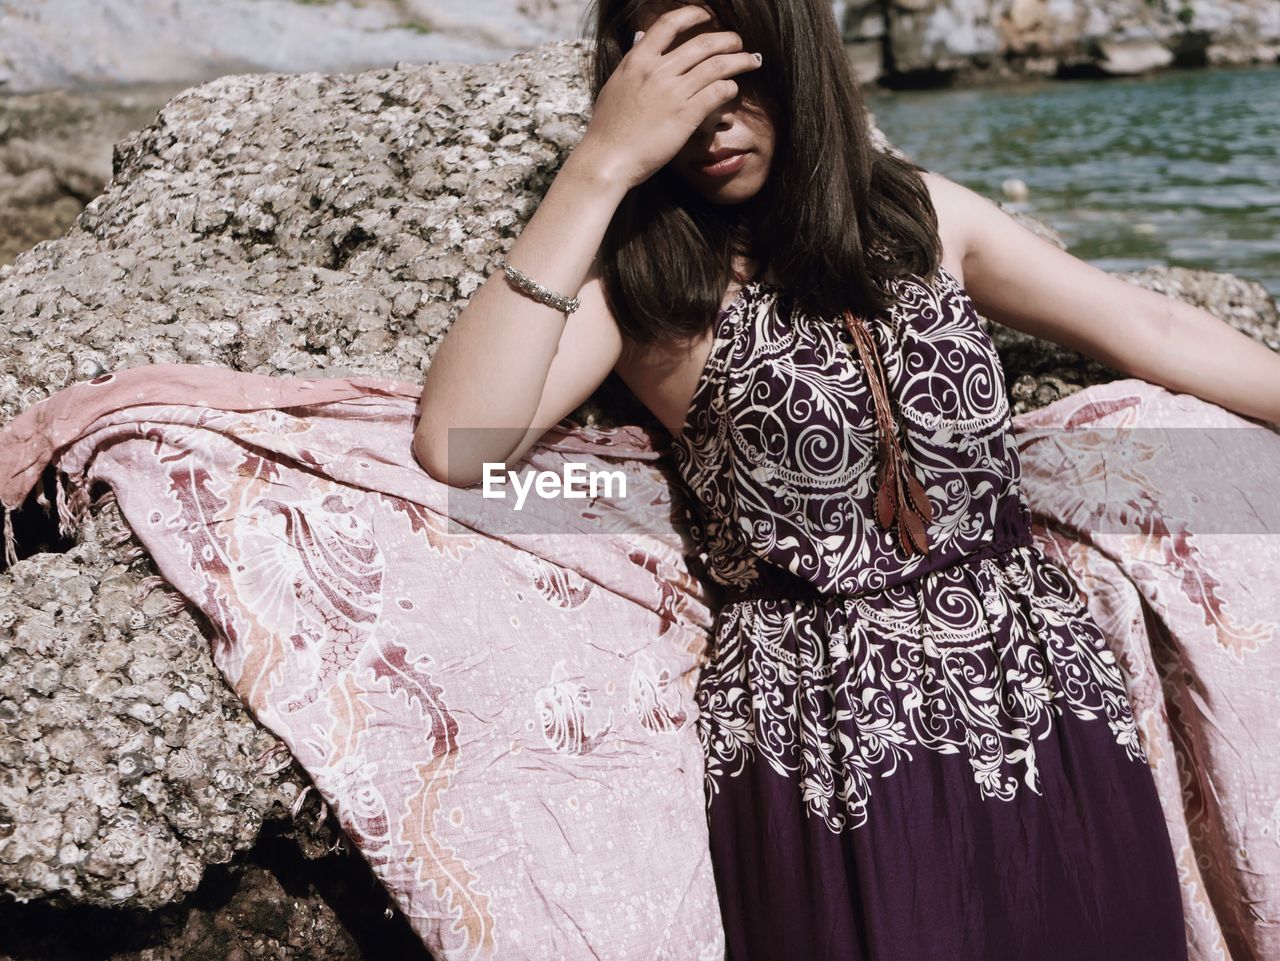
[107, 527, 137, 548]
[134, 574, 170, 600]
[1, 470, 102, 569]
[2, 505, 15, 569]
[53, 468, 88, 540]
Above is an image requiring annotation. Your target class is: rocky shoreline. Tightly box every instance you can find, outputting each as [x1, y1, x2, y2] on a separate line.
[841, 0, 1280, 86]
[3, 0, 1276, 96]
[0, 34, 1276, 961]
[4, 0, 1277, 274]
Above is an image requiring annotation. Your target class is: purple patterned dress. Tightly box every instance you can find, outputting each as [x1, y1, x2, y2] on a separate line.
[669, 265, 1188, 961]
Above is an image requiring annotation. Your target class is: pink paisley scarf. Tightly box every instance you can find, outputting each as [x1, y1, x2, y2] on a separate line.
[1, 363, 1277, 961]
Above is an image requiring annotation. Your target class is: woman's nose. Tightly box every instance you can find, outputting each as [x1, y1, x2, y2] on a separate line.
[697, 100, 737, 133]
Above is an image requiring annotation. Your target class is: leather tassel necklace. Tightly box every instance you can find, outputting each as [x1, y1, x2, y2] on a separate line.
[842, 310, 934, 556]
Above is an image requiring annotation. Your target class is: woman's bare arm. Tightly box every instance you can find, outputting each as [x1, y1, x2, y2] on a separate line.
[922, 171, 1280, 426]
[414, 3, 761, 487]
[412, 151, 629, 487]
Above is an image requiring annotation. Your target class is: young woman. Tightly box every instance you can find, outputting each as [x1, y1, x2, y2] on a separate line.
[415, 1, 1280, 957]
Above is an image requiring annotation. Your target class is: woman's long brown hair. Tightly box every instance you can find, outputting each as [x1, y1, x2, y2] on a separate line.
[582, 0, 943, 347]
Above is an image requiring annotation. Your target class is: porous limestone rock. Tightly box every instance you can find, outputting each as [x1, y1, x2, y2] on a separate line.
[0, 825, 413, 961]
[0, 40, 600, 429]
[0, 499, 339, 909]
[957, 202, 1280, 414]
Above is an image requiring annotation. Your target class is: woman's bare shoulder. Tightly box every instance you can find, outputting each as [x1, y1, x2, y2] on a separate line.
[913, 168, 1177, 368]
[917, 169, 979, 285]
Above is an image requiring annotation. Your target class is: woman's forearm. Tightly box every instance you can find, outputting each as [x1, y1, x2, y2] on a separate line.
[1132, 294, 1280, 426]
[413, 144, 630, 481]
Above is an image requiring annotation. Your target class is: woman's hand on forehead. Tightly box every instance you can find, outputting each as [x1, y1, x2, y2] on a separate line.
[633, 2, 723, 50]
[580, 2, 758, 190]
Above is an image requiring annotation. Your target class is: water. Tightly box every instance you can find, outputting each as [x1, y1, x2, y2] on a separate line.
[864, 65, 1280, 300]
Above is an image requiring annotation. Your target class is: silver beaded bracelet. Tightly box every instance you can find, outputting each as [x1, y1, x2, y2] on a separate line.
[496, 258, 581, 315]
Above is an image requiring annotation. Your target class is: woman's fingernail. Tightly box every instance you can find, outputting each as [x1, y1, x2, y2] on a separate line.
[752, 52, 762, 63]
[633, 30, 644, 44]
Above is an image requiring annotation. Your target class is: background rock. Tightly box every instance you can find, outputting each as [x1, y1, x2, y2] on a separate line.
[0, 38, 611, 960]
[0, 822, 430, 961]
[0, 86, 180, 268]
[0, 0, 528, 95]
[0, 34, 1276, 961]
[0, 40, 603, 429]
[843, 0, 1280, 86]
[4, 0, 1276, 96]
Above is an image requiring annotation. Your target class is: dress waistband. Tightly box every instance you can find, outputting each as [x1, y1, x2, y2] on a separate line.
[720, 525, 1036, 605]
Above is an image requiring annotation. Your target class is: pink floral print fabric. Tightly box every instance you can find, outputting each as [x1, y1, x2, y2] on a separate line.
[1, 364, 1276, 960]
[1, 365, 725, 960]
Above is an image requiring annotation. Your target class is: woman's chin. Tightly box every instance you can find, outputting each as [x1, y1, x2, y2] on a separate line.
[689, 177, 766, 206]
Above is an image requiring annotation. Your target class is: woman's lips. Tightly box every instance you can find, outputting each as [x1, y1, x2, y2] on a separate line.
[695, 150, 749, 177]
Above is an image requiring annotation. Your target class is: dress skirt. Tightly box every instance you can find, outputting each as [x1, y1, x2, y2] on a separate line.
[695, 538, 1189, 961]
